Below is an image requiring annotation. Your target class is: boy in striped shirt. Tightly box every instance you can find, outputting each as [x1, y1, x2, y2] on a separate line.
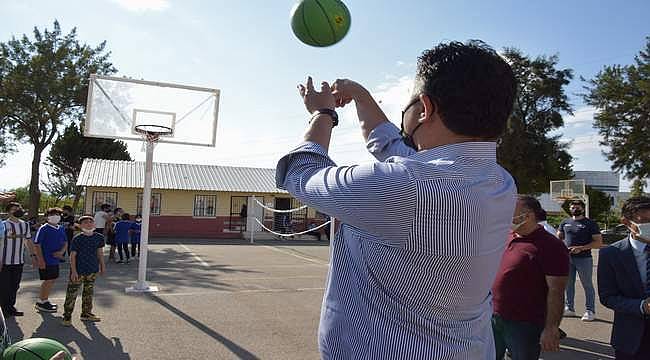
[0, 202, 34, 317]
[33, 208, 67, 313]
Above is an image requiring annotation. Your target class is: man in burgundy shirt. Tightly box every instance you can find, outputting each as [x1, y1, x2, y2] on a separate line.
[492, 195, 570, 359]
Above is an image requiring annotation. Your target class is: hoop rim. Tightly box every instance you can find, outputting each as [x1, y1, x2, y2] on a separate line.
[134, 124, 173, 136]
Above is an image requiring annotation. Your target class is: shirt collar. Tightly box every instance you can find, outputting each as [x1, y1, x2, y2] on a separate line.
[409, 142, 497, 164]
[46, 223, 60, 229]
[629, 234, 647, 253]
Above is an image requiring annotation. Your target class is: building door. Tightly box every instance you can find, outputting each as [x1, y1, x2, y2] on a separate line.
[229, 196, 249, 232]
[274, 198, 291, 232]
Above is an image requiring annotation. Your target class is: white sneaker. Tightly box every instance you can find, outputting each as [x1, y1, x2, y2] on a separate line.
[563, 307, 576, 317]
[581, 310, 595, 321]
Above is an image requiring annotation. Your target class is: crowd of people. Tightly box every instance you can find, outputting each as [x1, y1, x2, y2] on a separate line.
[0, 202, 141, 329]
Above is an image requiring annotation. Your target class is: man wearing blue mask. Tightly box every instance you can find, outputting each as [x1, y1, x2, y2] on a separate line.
[277, 40, 517, 359]
[598, 196, 650, 359]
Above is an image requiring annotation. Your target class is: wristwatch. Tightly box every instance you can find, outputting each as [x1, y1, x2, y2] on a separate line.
[311, 109, 339, 127]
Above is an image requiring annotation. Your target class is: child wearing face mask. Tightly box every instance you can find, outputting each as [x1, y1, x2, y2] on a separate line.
[130, 215, 142, 258]
[33, 208, 68, 313]
[61, 215, 105, 326]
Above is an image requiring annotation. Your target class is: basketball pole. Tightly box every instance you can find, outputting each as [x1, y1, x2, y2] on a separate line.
[127, 139, 158, 293]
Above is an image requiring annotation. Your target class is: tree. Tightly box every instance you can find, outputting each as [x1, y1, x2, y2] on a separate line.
[497, 48, 574, 194]
[46, 122, 131, 211]
[631, 179, 647, 197]
[583, 37, 650, 189]
[0, 21, 116, 216]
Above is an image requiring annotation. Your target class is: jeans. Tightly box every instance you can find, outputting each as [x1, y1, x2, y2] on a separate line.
[566, 256, 595, 312]
[492, 315, 543, 360]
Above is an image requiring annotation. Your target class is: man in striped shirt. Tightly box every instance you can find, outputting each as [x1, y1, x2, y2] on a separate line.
[0, 202, 34, 317]
[277, 41, 517, 359]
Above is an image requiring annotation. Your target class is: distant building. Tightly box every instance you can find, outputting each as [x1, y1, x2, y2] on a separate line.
[76, 159, 322, 239]
[573, 171, 620, 194]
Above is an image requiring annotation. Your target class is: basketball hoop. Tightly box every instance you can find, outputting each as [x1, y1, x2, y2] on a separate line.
[134, 124, 173, 143]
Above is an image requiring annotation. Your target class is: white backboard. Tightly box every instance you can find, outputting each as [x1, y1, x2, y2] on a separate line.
[85, 75, 220, 147]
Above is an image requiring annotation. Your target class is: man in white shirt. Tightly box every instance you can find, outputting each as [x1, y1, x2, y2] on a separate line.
[93, 204, 110, 235]
[0, 202, 34, 317]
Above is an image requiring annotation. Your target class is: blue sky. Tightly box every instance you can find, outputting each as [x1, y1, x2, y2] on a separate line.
[1, 0, 648, 191]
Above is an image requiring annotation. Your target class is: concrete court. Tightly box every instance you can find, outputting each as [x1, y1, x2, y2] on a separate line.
[5, 239, 616, 359]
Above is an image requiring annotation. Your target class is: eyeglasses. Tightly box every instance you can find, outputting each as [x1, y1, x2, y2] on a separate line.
[401, 97, 421, 122]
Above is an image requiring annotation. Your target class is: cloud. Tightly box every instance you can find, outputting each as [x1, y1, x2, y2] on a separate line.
[564, 133, 604, 154]
[565, 106, 596, 125]
[110, 0, 170, 12]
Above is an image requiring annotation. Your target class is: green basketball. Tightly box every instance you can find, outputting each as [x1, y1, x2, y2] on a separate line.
[2, 338, 72, 360]
[290, 0, 351, 47]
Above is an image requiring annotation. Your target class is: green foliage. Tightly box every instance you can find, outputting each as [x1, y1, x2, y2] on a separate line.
[0, 20, 116, 215]
[497, 48, 574, 194]
[46, 122, 131, 209]
[631, 179, 647, 197]
[583, 37, 650, 187]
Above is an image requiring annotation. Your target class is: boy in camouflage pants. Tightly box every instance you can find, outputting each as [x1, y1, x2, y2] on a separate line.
[62, 215, 105, 326]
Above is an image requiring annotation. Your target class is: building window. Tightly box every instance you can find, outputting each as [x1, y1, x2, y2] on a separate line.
[92, 191, 117, 213]
[194, 195, 217, 218]
[137, 193, 161, 216]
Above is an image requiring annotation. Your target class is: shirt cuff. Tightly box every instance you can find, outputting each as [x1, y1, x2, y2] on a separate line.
[275, 141, 334, 189]
[641, 299, 647, 315]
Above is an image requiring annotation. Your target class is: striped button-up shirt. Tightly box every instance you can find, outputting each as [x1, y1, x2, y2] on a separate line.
[2, 219, 31, 265]
[276, 122, 516, 359]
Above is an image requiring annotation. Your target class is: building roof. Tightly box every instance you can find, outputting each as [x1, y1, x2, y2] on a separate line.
[77, 158, 287, 194]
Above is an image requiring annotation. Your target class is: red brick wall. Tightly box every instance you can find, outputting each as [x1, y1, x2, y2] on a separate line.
[147, 216, 242, 238]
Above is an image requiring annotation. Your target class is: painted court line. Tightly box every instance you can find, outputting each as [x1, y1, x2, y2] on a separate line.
[261, 245, 329, 265]
[178, 243, 210, 267]
[48, 286, 326, 300]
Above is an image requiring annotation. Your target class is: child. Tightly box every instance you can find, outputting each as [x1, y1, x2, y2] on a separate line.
[62, 215, 104, 326]
[130, 215, 142, 258]
[33, 208, 67, 313]
[113, 213, 132, 264]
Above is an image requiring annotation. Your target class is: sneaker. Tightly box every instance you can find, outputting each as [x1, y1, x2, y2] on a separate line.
[125, 259, 130, 264]
[80, 313, 101, 322]
[35, 302, 57, 313]
[581, 310, 595, 321]
[116, 260, 124, 264]
[563, 307, 576, 317]
[62, 318, 72, 326]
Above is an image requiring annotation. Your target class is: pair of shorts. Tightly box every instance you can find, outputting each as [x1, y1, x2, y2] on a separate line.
[39, 265, 60, 281]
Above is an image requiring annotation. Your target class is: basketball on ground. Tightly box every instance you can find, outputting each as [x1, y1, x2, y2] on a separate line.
[290, 0, 351, 47]
[2, 338, 72, 360]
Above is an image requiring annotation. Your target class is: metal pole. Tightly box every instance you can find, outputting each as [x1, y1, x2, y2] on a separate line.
[329, 216, 335, 241]
[250, 196, 255, 244]
[129, 140, 157, 292]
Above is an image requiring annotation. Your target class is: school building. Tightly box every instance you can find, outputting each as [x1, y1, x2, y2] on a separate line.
[76, 158, 323, 239]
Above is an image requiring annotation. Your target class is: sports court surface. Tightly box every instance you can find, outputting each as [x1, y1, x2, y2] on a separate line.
[6, 239, 616, 359]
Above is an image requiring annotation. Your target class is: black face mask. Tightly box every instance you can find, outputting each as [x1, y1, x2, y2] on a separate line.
[570, 209, 583, 216]
[400, 122, 423, 151]
[400, 98, 423, 151]
[12, 209, 25, 218]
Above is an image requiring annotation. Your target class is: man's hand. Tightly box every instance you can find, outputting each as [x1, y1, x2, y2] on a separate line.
[38, 259, 46, 270]
[298, 76, 336, 114]
[540, 327, 561, 352]
[331, 79, 365, 108]
[70, 271, 79, 283]
[53, 250, 65, 259]
[568, 246, 584, 254]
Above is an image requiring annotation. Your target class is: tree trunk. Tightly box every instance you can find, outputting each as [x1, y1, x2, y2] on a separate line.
[28, 145, 45, 218]
[72, 186, 83, 213]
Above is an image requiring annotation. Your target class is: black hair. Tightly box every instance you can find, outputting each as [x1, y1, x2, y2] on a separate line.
[5, 202, 21, 212]
[121, 213, 131, 221]
[517, 195, 546, 220]
[46, 207, 63, 215]
[101, 204, 111, 211]
[414, 40, 516, 139]
[569, 200, 585, 208]
[622, 196, 650, 220]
